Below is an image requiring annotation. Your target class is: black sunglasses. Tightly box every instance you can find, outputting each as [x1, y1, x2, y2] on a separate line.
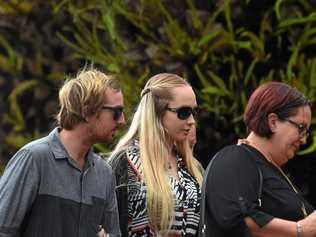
[166, 106, 198, 120]
[101, 106, 124, 121]
[283, 118, 310, 138]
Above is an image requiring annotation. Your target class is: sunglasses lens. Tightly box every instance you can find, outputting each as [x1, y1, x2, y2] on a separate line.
[177, 107, 197, 120]
[113, 108, 123, 120]
[192, 108, 198, 117]
[102, 106, 124, 121]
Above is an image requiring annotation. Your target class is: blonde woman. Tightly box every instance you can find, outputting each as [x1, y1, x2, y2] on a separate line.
[109, 73, 203, 237]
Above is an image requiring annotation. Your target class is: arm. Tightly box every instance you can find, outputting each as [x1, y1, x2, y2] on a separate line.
[206, 145, 316, 237]
[245, 211, 316, 237]
[205, 146, 274, 233]
[0, 149, 40, 237]
[245, 217, 296, 237]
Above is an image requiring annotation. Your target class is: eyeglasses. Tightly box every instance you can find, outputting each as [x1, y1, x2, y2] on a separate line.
[283, 118, 310, 138]
[166, 106, 198, 120]
[101, 106, 124, 121]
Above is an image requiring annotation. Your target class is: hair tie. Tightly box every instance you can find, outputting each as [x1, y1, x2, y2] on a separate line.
[141, 88, 151, 97]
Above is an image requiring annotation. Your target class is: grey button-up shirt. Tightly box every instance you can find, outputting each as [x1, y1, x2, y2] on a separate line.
[0, 128, 121, 237]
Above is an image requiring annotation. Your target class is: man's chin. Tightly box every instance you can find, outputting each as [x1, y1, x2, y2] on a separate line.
[286, 151, 296, 162]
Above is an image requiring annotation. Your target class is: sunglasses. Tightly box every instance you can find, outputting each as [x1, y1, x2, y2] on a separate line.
[283, 118, 310, 138]
[166, 106, 198, 120]
[101, 106, 124, 121]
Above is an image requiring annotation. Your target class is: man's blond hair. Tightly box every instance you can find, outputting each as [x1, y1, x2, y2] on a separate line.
[56, 68, 120, 129]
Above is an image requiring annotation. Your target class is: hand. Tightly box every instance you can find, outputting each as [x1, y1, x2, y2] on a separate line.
[97, 225, 109, 237]
[298, 211, 316, 237]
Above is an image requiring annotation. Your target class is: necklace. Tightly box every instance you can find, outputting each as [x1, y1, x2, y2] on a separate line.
[273, 165, 308, 217]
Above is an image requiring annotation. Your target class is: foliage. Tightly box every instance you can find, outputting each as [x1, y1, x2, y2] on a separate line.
[55, 0, 316, 157]
[0, 0, 81, 162]
[0, 162, 4, 176]
[50, 1, 316, 205]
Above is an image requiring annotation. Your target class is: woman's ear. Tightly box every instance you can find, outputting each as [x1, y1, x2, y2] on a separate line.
[267, 113, 279, 133]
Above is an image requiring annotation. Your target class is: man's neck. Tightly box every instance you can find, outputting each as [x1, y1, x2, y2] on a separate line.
[59, 126, 92, 170]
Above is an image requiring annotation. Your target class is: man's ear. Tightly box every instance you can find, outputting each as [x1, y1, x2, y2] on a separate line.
[267, 113, 279, 133]
[81, 106, 91, 122]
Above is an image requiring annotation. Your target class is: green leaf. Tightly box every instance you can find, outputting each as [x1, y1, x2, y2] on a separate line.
[5, 133, 34, 149]
[274, 0, 284, 21]
[198, 28, 223, 47]
[8, 80, 39, 131]
[202, 86, 227, 96]
[107, 63, 120, 73]
[94, 143, 110, 153]
[244, 58, 258, 85]
[194, 64, 211, 88]
[287, 46, 299, 80]
[206, 70, 229, 95]
[278, 13, 316, 28]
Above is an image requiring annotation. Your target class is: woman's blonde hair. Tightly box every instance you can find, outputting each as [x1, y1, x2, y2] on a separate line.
[56, 68, 120, 129]
[110, 73, 202, 235]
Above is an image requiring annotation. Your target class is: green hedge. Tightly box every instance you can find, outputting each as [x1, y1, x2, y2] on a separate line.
[56, 0, 316, 154]
[0, 1, 82, 163]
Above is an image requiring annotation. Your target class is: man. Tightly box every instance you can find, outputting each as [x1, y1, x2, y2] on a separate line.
[0, 68, 125, 237]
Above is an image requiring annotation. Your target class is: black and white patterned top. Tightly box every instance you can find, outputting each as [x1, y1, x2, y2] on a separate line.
[125, 141, 201, 237]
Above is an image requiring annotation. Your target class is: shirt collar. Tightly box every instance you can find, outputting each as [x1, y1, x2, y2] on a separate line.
[48, 128, 96, 166]
[48, 128, 69, 159]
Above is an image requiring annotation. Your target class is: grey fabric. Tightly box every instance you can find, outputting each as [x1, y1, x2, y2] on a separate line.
[0, 128, 121, 237]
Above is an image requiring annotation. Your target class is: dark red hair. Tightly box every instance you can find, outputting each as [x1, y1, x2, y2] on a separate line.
[244, 81, 311, 138]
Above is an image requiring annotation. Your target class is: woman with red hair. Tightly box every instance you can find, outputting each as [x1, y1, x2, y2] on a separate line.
[202, 82, 316, 237]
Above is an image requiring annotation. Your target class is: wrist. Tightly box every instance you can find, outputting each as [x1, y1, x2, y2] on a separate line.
[296, 221, 302, 237]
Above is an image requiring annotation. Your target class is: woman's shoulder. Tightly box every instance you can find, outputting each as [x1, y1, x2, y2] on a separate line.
[213, 144, 258, 168]
[109, 140, 139, 163]
[125, 141, 140, 158]
[110, 141, 143, 177]
[217, 144, 248, 157]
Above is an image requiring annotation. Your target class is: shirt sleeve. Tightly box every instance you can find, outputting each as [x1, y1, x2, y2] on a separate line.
[102, 171, 122, 237]
[0, 148, 40, 237]
[205, 145, 273, 231]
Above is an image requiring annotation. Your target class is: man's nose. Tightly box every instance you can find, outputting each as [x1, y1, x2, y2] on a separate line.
[187, 113, 195, 125]
[117, 113, 126, 127]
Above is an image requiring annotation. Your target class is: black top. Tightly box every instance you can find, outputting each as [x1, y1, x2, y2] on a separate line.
[204, 144, 314, 237]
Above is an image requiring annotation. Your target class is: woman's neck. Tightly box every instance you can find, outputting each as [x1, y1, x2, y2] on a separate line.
[246, 132, 282, 167]
[165, 136, 175, 154]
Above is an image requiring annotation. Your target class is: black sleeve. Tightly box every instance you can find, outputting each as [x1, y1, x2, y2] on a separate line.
[205, 145, 273, 232]
[102, 172, 121, 237]
[108, 152, 129, 237]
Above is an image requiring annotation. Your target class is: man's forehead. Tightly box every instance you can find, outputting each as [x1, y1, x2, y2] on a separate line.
[104, 88, 124, 105]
